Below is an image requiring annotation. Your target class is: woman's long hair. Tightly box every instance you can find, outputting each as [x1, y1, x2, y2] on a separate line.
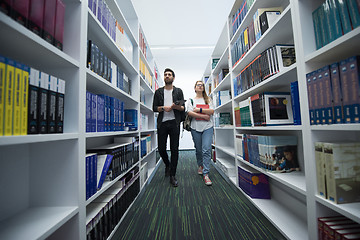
[194, 80, 210, 104]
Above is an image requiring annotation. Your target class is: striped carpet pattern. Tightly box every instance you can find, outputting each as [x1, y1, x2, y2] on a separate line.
[113, 150, 286, 240]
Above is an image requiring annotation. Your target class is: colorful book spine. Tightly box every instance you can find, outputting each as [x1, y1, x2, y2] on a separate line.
[38, 71, 49, 134]
[47, 75, 57, 133]
[13, 62, 22, 135]
[55, 78, 65, 133]
[0, 55, 6, 135]
[4, 58, 15, 136]
[54, 0, 65, 50]
[43, 0, 57, 44]
[20, 64, 29, 135]
[290, 81, 301, 125]
[28, 68, 39, 134]
[346, 56, 360, 123]
[330, 62, 344, 123]
[28, 0, 44, 36]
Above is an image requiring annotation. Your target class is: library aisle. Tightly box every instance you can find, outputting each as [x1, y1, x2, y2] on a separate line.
[113, 150, 286, 240]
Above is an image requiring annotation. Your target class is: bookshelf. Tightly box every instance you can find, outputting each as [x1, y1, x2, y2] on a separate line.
[204, 0, 360, 239]
[0, 0, 159, 239]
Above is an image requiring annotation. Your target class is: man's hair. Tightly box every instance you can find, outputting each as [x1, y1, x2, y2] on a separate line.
[164, 68, 175, 78]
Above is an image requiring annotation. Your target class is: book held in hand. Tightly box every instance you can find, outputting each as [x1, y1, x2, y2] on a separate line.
[195, 104, 209, 120]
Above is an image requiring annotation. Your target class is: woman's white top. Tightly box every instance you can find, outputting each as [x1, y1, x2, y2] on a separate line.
[186, 97, 214, 132]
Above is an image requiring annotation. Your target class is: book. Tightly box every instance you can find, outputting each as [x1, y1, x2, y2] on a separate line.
[47, 75, 57, 133]
[274, 44, 296, 73]
[290, 81, 301, 125]
[0, 0, 12, 15]
[335, 227, 360, 240]
[0, 55, 6, 135]
[318, 216, 348, 239]
[195, 104, 209, 121]
[13, 62, 22, 135]
[43, 0, 57, 44]
[234, 107, 241, 127]
[4, 58, 15, 136]
[20, 63, 29, 135]
[259, 11, 281, 35]
[346, 56, 360, 123]
[96, 154, 113, 190]
[315, 142, 327, 198]
[238, 165, 270, 199]
[28, 0, 44, 36]
[28, 68, 39, 134]
[347, 0, 360, 29]
[11, 0, 30, 27]
[330, 62, 344, 124]
[325, 223, 360, 239]
[54, 0, 65, 50]
[263, 92, 294, 125]
[55, 78, 65, 133]
[336, 0, 353, 35]
[253, 7, 283, 41]
[324, 142, 360, 204]
[38, 71, 49, 134]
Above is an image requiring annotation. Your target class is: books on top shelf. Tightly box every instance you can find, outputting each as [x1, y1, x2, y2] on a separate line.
[315, 141, 360, 204]
[312, 0, 360, 50]
[306, 55, 360, 125]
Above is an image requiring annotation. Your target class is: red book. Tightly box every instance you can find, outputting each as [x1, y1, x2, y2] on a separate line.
[12, 0, 30, 27]
[54, 0, 65, 50]
[43, 0, 57, 44]
[195, 104, 209, 120]
[28, 0, 45, 36]
[0, 0, 13, 16]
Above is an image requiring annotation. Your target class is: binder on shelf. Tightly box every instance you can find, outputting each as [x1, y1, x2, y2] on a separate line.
[38, 71, 49, 134]
[55, 78, 65, 133]
[43, 0, 57, 44]
[13, 62, 22, 135]
[330, 62, 343, 124]
[96, 154, 114, 190]
[4, 58, 15, 136]
[0, 55, 6, 135]
[11, 0, 30, 27]
[28, 68, 39, 134]
[47, 75, 57, 133]
[54, 0, 65, 50]
[20, 64, 29, 135]
[28, 0, 44, 36]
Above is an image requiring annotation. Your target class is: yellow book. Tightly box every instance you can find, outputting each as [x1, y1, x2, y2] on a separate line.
[0, 55, 6, 135]
[4, 58, 15, 136]
[13, 62, 22, 135]
[20, 64, 29, 135]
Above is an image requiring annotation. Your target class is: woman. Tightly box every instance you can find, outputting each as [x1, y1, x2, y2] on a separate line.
[186, 80, 215, 185]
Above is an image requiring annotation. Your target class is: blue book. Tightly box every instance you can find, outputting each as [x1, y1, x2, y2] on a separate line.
[124, 109, 138, 130]
[347, 0, 360, 29]
[96, 154, 113, 190]
[97, 94, 105, 132]
[330, 62, 344, 123]
[336, 0, 352, 34]
[290, 81, 301, 125]
[328, 0, 344, 41]
[91, 93, 97, 132]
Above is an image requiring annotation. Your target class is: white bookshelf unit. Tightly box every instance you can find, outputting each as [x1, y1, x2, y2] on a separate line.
[0, 0, 160, 239]
[204, 0, 360, 239]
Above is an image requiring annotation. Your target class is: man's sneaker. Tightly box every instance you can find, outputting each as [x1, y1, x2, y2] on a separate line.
[197, 166, 203, 175]
[204, 174, 212, 186]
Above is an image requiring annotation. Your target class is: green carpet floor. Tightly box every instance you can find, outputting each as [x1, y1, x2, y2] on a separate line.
[113, 150, 286, 240]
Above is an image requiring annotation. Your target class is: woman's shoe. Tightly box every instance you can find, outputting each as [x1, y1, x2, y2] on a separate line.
[197, 166, 203, 175]
[204, 174, 212, 186]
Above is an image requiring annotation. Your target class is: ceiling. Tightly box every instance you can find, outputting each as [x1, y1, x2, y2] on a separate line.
[131, 0, 235, 99]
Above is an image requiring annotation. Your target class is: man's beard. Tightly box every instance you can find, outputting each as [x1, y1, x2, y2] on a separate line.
[165, 79, 173, 85]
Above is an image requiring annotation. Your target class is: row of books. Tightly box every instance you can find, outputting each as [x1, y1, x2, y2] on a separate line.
[1, 0, 66, 50]
[88, 0, 133, 63]
[236, 134, 300, 173]
[313, 0, 360, 50]
[86, 137, 140, 199]
[213, 90, 231, 107]
[233, 44, 296, 97]
[234, 88, 300, 127]
[139, 57, 153, 88]
[307, 55, 360, 125]
[214, 112, 232, 127]
[87, 40, 131, 96]
[231, 7, 283, 67]
[0, 55, 65, 136]
[86, 172, 140, 240]
[318, 216, 360, 240]
[213, 68, 229, 90]
[140, 135, 152, 158]
[238, 165, 270, 199]
[139, 113, 149, 130]
[315, 141, 360, 204]
[86, 91, 138, 132]
[230, 0, 255, 37]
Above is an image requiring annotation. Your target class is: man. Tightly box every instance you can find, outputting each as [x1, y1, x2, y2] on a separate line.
[153, 68, 185, 187]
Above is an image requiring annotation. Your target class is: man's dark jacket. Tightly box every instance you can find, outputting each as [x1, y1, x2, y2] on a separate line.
[152, 86, 185, 129]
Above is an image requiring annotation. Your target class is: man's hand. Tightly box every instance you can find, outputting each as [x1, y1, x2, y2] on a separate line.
[163, 106, 172, 112]
[171, 103, 183, 111]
